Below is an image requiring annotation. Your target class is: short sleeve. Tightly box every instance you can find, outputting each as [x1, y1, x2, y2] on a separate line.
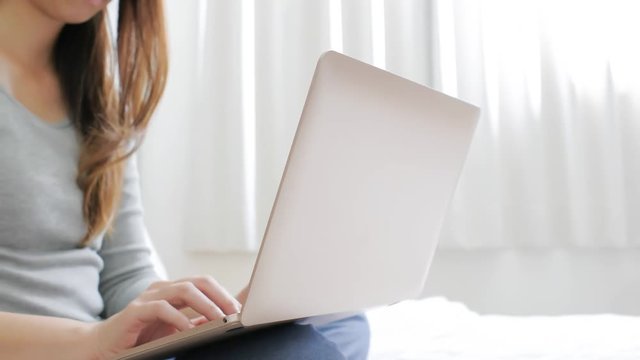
[98, 155, 160, 318]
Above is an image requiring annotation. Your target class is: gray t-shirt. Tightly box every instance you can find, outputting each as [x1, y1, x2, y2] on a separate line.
[0, 89, 159, 322]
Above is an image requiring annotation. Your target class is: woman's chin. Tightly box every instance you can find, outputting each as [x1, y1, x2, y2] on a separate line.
[29, 0, 109, 25]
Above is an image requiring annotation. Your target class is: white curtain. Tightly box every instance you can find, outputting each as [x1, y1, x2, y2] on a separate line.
[141, 0, 640, 252]
[437, 0, 640, 248]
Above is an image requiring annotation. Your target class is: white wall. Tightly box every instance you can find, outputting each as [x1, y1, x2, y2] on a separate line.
[423, 248, 640, 315]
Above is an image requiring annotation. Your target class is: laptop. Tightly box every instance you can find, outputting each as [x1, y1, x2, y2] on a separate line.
[116, 51, 480, 360]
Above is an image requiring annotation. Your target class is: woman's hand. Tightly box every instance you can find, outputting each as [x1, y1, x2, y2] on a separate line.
[91, 276, 242, 360]
[236, 285, 250, 305]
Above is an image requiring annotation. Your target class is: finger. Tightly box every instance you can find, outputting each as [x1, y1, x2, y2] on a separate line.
[180, 276, 242, 315]
[147, 280, 171, 291]
[181, 306, 200, 319]
[146, 282, 226, 321]
[191, 316, 209, 327]
[135, 300, 193, 332]
[236, 285, 249, 305]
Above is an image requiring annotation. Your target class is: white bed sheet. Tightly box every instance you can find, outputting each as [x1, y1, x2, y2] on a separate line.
[366, 297, 640, 359]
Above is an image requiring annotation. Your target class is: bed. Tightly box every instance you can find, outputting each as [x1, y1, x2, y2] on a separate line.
[366, 297, 640, 359]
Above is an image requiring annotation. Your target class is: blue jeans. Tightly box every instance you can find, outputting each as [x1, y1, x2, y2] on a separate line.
[175, 314, 370, 360]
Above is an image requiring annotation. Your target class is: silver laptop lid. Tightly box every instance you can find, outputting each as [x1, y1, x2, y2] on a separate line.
[242, 51, 480, 326]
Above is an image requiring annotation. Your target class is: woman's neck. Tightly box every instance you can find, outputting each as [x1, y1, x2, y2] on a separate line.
[0, 0, 64, 71]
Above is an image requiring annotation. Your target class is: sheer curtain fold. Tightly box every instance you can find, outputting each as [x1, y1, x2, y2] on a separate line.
[437, 0, 640, 248]
[254, 0, 333, 250]
[143, 0, 640, 252]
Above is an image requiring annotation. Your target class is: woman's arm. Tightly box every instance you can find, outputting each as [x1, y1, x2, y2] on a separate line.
[0, 311, 95, 360]
[98, 155, 162, 318]
[1, 276, 242, 360]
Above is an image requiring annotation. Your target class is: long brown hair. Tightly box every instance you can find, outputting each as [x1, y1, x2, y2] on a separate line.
[53, 2, 168, 246]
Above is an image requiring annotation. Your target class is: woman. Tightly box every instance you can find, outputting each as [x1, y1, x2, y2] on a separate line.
[0, 0, 369, 359]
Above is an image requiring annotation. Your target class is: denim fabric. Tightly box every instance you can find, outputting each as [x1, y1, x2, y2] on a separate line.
[174, 314, 369, 360]
[314, 314, 370, 360]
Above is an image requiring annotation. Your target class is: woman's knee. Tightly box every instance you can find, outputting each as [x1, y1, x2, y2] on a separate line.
[313, 314, 370, 360]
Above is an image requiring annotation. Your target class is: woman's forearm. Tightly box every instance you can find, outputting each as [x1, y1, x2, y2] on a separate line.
[0, 311, 97, 360]
[0, 277, 242, 359]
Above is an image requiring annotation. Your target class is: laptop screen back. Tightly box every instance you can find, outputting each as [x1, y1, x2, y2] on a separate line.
[242, 51, 480, 326]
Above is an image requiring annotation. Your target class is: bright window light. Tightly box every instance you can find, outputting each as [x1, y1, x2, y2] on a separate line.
[329, 0, 344, 52]
[196, 0, 208, 80]
[371, 0, 386, 69]
[241, 0, 257, 249]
